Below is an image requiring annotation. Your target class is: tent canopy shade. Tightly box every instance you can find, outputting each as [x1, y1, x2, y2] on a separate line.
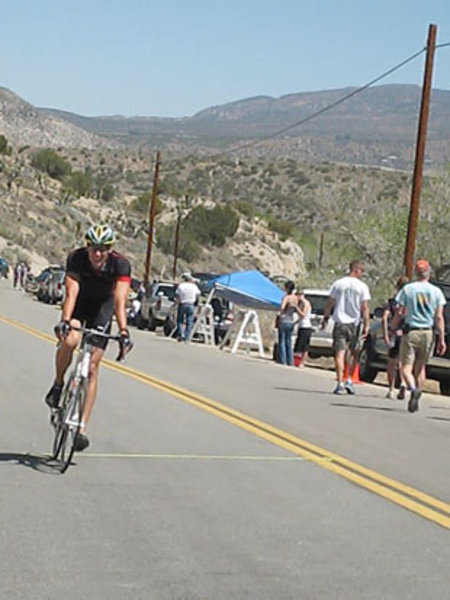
[208, 270, 284, 312]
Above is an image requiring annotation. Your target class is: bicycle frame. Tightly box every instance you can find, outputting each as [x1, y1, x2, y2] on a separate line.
[51, 326, 124, 472]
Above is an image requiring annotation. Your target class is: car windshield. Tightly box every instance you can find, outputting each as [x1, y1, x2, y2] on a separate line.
[306, 294, 328, 315]
[157, 285, 176, 301]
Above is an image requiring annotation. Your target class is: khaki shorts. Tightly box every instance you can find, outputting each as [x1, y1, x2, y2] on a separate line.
[332, 323, 360, 353]
[399, 329, 434, 366]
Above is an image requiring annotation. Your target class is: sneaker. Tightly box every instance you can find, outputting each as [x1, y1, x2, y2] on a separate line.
[408, 389, 421, 413]
[74, 432, 90, 452]
[397, 385, 406, 400]
[333, 383, 345, 395]
[45, 383, 63, 409]
[344, 380, 356, 395]
[386, 389, 394, 399]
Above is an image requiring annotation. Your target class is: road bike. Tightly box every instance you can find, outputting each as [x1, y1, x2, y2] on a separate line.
[50, 326, 130, 473]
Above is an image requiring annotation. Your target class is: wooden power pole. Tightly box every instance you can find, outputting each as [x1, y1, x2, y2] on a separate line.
[143, 151, 161, 288]
[172, 194, 189, 280]
[403, 24, 437, 279]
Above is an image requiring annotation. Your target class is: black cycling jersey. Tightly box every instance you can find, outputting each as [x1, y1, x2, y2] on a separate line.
[66, 247, 131, 307]
[65, 247, 131, 349]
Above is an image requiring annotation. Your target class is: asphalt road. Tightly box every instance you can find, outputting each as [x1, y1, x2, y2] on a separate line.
[0, 279, 449, 599]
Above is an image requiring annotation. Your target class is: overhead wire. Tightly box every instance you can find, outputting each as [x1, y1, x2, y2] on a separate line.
[158, 43, 448, 176]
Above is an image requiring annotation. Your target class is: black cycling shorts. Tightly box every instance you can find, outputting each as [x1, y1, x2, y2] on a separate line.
[72, 296, 113, 350]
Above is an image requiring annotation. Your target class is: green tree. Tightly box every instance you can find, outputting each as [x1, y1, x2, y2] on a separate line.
[64, 168, 94, 197]
[183, 205, 239, 247]
[131, 190, 162, 215]
[0, 135, 11, 155]
[31, 149, 71, 180]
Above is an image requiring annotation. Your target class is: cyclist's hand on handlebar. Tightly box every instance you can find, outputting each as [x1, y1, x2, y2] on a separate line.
[117, 328, 133, 361]
[54, 320, 71, 340]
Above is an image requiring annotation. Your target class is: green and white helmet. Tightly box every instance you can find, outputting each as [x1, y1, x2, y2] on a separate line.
[85, 224, 115, 246]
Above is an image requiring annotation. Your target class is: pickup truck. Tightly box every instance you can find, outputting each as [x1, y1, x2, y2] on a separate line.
[358, 280, 450, 395]
[137, 280, 177, 331]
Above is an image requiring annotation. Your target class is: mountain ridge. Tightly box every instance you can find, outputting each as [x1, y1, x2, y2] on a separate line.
[2, 84, 450, 167]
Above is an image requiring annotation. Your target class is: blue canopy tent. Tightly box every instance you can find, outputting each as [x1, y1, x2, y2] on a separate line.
[208, 270, 284, 311]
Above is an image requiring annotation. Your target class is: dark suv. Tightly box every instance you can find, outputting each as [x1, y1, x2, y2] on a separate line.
[359, 280, 450, 395]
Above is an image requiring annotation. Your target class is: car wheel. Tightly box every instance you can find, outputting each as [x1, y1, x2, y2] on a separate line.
[358, 340, 378, 383]
[439, 380, 450, 396]
[163, 318, 176, 337]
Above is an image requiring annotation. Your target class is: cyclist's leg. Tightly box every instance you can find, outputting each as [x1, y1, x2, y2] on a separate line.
[81, 345, 104, 428]
[54, 318, 82, 385]
[79, 301, 113, 431]
[46, 318, 82, 408]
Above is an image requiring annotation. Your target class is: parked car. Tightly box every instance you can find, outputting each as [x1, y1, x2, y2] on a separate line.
[304, 288, 334, 358]
[272, 288, 333, 361]
[46, 269, 66, 304]
[0, 257, 9, 278]
[34, 265, 65, 303]
[358, 280, 450, 395]
[137, 280, 177, 331]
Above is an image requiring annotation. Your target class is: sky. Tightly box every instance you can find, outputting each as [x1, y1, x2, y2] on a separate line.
[1, 0, 450, 118]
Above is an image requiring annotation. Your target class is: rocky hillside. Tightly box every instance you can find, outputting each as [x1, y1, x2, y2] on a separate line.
[0, 87, 111, 149]
[0, 137, 448, 305]
[0, 148, 307, 283]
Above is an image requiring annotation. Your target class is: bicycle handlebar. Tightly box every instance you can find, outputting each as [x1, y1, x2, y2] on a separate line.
[69, 325, 133, 362]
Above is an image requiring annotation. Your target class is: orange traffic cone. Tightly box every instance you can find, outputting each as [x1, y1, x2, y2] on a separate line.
[343, 362, 362, 384]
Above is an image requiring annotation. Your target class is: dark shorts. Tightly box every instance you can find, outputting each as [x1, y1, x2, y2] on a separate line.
[72, 296, 114, 350]
[294, 328, 313, 353]
[332, 323, 360, 353]
[388, 335, 401, 359]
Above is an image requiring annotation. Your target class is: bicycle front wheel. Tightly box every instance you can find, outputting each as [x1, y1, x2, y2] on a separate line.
[52, 376, 86, 473]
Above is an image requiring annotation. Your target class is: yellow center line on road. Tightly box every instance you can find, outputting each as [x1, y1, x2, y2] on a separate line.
[2, 314, 449, 529]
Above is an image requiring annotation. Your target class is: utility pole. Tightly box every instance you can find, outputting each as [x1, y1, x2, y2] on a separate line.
[403, 24, 437, 279]
[172, 194, 189, 280]
[317, 231, 324, 268]
[143, 151, 161, 289]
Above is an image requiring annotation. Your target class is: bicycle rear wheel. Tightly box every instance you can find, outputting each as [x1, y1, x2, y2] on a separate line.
[52, 375, 86, 473]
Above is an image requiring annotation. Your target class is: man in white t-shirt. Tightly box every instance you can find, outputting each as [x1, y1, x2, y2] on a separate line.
[322, 260, 371, 394]
[175, 272, 201, 342]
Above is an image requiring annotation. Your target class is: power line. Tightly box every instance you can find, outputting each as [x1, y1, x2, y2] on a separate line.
[160, 45, 428, 176]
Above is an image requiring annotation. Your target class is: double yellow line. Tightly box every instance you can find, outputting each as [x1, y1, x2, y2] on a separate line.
[2, 314, 449, 529]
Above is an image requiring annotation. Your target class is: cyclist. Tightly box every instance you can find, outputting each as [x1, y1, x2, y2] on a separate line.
[44, 224, 132, 451]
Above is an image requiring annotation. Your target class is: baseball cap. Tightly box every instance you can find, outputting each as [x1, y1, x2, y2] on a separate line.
[415, 259, 430, 272]
[181, 272, 193, 281]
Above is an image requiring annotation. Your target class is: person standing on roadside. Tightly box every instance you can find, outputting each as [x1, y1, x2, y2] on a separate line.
[381, 275, 409, 399]
[277, 281, 300, 366]
[13, 262, 20, 288]
[19, 262, 28, 289]
[393, 259, 446, 413]
[293, 290, 312, 368]
[322, 260, 371, 394]
[175, 272, 201, 342]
